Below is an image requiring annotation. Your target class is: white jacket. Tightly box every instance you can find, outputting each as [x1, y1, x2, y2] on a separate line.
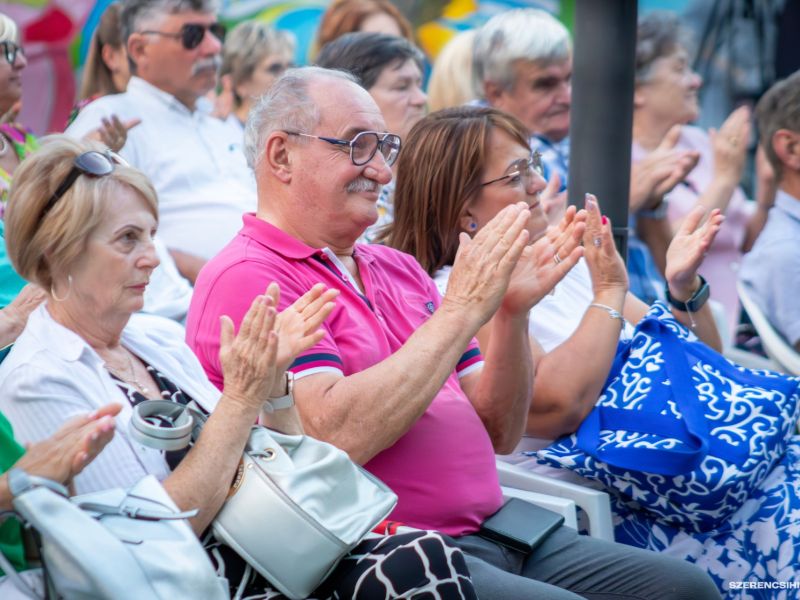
[0, 305, 221, 494]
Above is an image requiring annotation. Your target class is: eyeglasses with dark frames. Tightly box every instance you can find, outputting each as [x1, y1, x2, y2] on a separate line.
[41, 150, 128, 221]
[481, 152, 545, 187]
[139, 22, 226, 50]
[285, 130, 402, 167]
[0, 41, 23, 65]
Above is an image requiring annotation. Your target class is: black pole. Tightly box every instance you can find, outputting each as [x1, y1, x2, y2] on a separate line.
[568, 0, 638, 262]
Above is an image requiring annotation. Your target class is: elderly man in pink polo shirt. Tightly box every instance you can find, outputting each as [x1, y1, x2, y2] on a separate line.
[186, 67, 719, 600]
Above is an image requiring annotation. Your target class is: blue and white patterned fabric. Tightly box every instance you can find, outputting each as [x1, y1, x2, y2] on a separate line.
[529, 134, 570, 193]
[611, 438, 800, 599]
[536, 302, 800, 533]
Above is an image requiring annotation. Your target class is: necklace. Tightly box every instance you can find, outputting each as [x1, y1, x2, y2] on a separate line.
[105, 350, 152, 396]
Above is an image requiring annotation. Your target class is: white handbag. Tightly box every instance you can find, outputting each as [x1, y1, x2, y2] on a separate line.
[211, 426, 398, 599]
[0, 470, 229, 600]
[129, 400, 398, 600]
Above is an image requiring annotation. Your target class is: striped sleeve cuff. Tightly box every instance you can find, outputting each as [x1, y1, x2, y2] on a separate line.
[289, 352, 345, 379]
[456, 347, 483, 378]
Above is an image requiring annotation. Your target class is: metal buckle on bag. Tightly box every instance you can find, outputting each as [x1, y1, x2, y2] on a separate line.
[129, 400, 196, 451]
[259, 448, 277, 461]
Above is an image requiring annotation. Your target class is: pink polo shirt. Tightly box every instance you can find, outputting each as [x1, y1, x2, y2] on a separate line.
[186, 214, 503, 536]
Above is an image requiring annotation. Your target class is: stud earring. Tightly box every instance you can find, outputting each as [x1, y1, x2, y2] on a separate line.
[468, 222, 477, 231]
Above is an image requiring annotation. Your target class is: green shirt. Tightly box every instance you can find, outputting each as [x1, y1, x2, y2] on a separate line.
[0, 220, 26, 309]
[0, 411, 26, 573]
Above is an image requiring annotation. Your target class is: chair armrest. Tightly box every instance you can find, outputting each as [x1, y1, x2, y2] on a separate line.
[500, 486, 578, 530]
[496, 460, 615, 541]
[723, 347, 781, 371]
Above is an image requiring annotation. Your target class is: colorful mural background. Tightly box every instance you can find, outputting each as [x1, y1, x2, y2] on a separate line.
[0, 0, 688, 135]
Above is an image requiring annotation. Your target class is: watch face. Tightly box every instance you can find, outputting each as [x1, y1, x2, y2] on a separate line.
[687, 280, 710, 312]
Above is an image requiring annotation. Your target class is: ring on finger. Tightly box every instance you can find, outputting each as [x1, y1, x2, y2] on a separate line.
[553, 252, 562, 265]
[593, 237, 602, 248]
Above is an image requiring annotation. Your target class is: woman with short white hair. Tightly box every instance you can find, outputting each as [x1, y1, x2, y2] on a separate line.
[220, 21, 296, 132]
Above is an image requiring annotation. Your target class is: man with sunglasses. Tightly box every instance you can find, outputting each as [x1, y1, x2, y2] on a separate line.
[66, 0, 255, 289]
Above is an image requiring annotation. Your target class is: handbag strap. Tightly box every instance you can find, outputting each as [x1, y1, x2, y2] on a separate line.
[75, 501, 198, 521]
[576, 316, 751, 475]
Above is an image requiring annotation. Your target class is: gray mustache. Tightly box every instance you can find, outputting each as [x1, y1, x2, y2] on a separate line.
[346, 177, 380, 194]
[191, 56, 221, 76]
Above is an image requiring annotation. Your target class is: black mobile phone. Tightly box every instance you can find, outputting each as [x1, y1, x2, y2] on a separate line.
[478, 498, 565, 554]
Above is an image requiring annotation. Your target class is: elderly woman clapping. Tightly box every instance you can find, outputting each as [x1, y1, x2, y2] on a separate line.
[0, 134, 328, 518]
[0, 136, 479, 599]
[632, 12, 775, 333]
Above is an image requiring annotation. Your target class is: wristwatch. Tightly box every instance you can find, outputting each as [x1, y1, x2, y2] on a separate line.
[264, 371, 295, 413]
[665, 275, 710, 313]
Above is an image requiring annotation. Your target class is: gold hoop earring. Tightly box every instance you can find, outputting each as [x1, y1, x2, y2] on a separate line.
[50, 275, 72, 302]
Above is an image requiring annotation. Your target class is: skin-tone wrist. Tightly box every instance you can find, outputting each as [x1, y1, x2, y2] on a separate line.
[667, 275, 701, 303]
[493, 304, 529, 330]
[592, 288, 627, 310]
[438, 296, 488, 334]
[0, 474, 11, 511]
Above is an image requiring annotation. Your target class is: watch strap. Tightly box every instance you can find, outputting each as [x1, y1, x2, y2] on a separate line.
[665, 275, 710, 312]
[264, 372, 295, 413]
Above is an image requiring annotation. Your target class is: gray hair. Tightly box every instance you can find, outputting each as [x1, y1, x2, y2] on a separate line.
[221, 21, 296, 107]
[635, 11, 694, 84]
[120, 0, 219, 56]
[473, 8, 571, 99]
[0, 13, 19, 44]
[244, 66, 358, 170]
[756, 71, 800, 181]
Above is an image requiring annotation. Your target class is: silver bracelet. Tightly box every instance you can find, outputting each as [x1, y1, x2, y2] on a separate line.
[589, 303, 627, 329]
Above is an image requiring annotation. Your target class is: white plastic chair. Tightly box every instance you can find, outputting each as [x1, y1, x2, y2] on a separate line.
[737, 281, 800, 375]
[496, 459, 615, 541]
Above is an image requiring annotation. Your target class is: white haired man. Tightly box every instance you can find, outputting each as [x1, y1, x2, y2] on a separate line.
[473, 9, 572, 191]
[187, 66, 720, 600]
[67, 0, 255, 288]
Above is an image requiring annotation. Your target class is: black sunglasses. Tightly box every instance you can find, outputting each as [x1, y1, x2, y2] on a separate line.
[41, 151, 127, 221]
[0, 41, 23, 65]
[140, 22, 226, 50]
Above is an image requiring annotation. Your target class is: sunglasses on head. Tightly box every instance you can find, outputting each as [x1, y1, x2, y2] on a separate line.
[140, 22, 226, 50]
[0, 41, 23, 65]
[41, 151, 128, 221]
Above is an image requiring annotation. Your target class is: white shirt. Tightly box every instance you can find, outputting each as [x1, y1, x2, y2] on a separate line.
[0, 306, 221, 494]
[144, 237, 194, 323]
[66, 77, 257, 260]
[528, 258, 634, 352]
